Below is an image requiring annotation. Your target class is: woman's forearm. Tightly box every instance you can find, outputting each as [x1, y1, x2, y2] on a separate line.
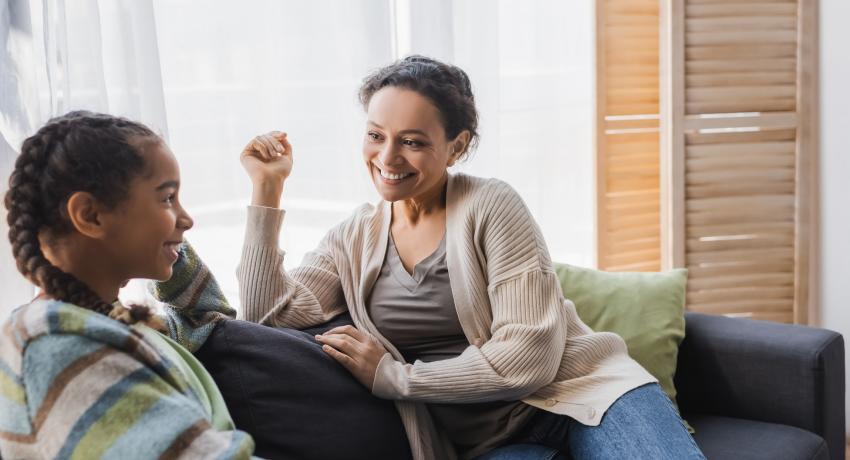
[251, 180, 284, 208]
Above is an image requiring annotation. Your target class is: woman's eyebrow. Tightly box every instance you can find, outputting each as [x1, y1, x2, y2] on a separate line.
[398, 129, 428, 137]
[368, 121, 428, 137]
[156, 180, 179, 191]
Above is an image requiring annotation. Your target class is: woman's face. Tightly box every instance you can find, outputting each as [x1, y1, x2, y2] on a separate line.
[362, 86, 464, 203]
[99, 141, 194, 281]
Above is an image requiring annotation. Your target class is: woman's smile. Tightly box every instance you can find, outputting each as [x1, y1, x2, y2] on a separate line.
[374, 163, 417, 185]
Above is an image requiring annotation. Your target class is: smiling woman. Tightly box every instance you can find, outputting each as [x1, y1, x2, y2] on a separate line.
[232, 56, 705, 460]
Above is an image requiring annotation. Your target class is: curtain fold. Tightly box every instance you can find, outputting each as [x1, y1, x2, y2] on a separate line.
[0, 0, 169, 317]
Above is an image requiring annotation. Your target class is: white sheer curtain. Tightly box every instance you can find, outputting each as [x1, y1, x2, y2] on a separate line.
[150, 0, 394, 309]
[0, 0, 39, 315]
[0, 0, 168, 317]
[1, 0, 595, 317]
[153, 0, 595, 309]
[403, 0, 596, 268]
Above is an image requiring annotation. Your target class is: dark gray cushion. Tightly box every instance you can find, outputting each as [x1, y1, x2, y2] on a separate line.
[688, 414, 829, 460]
[195, 315, 412, 460]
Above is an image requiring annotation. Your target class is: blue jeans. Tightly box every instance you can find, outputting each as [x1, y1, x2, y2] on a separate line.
[477, 383, 705, 460]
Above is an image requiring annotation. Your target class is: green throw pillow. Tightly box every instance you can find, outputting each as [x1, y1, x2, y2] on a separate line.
[553, 263, 693, 432]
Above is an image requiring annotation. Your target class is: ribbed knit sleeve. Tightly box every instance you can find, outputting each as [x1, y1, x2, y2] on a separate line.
[371, 182, 569, 402]
[236, 206, 347, 329]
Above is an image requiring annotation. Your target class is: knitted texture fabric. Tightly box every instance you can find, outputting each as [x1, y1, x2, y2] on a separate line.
[0, 244, 255, 459]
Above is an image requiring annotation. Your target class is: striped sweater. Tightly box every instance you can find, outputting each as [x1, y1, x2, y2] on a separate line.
[237, 173, 657, 460]
[0, 244, 256, 459]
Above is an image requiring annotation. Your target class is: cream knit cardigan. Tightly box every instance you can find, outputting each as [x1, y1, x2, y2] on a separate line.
[237, 173, 656, 460]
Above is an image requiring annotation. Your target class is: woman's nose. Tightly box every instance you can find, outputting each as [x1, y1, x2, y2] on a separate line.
[378, 141, 402, 166]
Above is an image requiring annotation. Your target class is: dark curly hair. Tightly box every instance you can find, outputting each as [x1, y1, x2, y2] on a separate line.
[359, 55, 480, 160]
[5, 110, 160, 322]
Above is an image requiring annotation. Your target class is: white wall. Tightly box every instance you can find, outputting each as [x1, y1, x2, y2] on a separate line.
[819, 0, 850, 437]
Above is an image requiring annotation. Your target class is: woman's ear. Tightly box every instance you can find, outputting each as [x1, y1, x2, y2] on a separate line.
[447, 130, 471, 166]
[65, 191, 107, 239]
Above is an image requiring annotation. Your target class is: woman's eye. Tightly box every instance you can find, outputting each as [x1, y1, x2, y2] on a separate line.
[367, 132, 381, 141]
[402, 139, 423, 147]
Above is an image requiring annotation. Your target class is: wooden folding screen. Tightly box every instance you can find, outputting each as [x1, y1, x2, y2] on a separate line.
[659, 0, 818, 324]
[595, 0, 663, 272]
[596, 0, 818, 323]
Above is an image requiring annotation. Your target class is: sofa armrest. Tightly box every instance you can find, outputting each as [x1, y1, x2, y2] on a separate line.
[675, 312, 845, 460]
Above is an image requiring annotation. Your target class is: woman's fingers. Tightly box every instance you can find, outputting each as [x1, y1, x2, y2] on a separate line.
[317, 328, 385, 391]
[242, 131, 288, 162]
[324, 325, 365, 341]
[322, 344, 355, 368]
[316, 333, 359, 354]
[250, 138, 272, 160]
[261, 133, 283, 156]
[279, 135, 293, 158]
[256, 135, 278, 158]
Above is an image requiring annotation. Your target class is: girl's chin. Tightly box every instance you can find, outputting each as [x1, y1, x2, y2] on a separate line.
[150, 265, 173, 282]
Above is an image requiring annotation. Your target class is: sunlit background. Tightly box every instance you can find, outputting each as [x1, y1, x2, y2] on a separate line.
[2, 0, 595, 309]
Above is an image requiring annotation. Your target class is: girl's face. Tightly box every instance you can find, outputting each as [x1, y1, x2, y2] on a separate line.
[362, 87, 465, 203]
[99, 141, 193, 281]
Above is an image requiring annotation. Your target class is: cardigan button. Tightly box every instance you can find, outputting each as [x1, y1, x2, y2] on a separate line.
[587, 407, 597, 418]
[545, 398, 557, 407]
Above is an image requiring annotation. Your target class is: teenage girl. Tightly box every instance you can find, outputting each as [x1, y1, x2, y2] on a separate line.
[0, 111, 257, 459]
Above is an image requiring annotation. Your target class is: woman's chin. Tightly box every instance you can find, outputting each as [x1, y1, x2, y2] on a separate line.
[374, 184, 412, 202]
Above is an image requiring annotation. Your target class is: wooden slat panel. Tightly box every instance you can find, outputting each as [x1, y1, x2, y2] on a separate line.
[597, 0, 661, 272]
[687, 182, 795, 198]
[686, 44, 796, 60]
[664, 0, 812, 324]
[687, 58, 795, 73]
[686, 16, 796, 32]
[688, 0, 796, 4]
[686, 233, 795, 252]
[687, 71, 796, 87]
[687, 286, 795, 303]
[689, 299, 794, 315]
[687, 261, 794, 279]
[687, 30, 797, 45]
[609, 223, 662, 241]
[686, 3, 797, 17]
[687, 221, 795, 237]
[605, 260, 662, 272]
[686, 154, 795, 170]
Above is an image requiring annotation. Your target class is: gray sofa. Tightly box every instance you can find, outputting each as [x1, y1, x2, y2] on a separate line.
[675, 312, 846, 460]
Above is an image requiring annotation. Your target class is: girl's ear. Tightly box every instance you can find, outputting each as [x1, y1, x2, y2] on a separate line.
[447, 130, 471, 167]
[65, 191, 107, 239]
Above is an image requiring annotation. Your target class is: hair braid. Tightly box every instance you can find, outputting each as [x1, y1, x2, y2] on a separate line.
[5, 111, 159, 323]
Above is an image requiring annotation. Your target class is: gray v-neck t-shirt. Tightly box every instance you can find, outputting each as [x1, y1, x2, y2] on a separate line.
[367, 234, 537, 458]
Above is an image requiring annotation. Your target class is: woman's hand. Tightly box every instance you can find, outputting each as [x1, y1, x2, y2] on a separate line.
[240, 131, 292, 208]
[316, 325, 388, 391]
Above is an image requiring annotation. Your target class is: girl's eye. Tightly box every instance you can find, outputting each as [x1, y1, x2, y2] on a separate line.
[164, 194, 176, 204]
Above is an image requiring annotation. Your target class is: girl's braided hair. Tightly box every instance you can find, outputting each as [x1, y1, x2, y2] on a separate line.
[5, 110, 161, 325]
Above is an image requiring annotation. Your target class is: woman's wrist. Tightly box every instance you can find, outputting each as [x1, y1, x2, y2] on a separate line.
[251, 179, 284, 208]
